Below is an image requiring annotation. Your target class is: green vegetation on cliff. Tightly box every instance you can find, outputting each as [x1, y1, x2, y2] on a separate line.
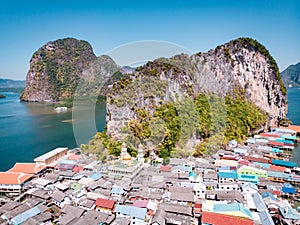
[81, 37, 282, 161]
[21, 38, 97, 102]
[83, 92, 267, 160]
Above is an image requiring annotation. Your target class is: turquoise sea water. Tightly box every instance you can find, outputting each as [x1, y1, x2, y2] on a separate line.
[0, 88, 299, 171]
[288, 87, 300, 164]
[0, 92, 106, 171]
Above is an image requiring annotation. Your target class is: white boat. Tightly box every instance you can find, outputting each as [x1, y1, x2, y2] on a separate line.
[288, 84, 293, 88]
[55, 107, 67, 112]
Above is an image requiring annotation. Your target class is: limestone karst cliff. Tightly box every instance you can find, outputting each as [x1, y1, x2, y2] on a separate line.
[105, 38, 287, 153]
[21, 38, 97, 102]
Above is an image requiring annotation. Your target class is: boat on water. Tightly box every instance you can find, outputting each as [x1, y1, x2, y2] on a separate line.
[289, 84, 293, 88]
[55, 106, 67, 112]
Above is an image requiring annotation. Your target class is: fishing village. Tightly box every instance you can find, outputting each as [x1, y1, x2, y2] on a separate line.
[0, 125, 300, 225]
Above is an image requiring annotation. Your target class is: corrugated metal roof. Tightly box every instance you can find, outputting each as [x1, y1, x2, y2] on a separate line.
[89, 172, 103, 181]
[237, 174, 258, 184]
[267, 171, 291, 179]
[213, 203, 253, 219]
[253, 162, 270, 169]
[11, 205, 41, 224]
[115, 205, 147, 220]
[218, 171, 238, 179]
[271, 160, 297, 168]
[258, 211, 275, 225]
[202, 211, 254, 225]
[251, 193, 267, 211]
[279, 206, 300, 220]
[261, 192, 277, 202]
[111, 186, 126, 195]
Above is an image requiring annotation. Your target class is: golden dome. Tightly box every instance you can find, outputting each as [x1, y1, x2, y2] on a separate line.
[123, 154, 131, 160]
[127, 162, 133, 167]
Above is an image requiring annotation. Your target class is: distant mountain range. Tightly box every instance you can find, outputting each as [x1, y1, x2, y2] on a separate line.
[0, 78, 25, 88]
[281, 62, 300, 86]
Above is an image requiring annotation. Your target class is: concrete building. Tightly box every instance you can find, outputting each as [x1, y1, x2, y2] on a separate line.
[34, 147, 68, 166]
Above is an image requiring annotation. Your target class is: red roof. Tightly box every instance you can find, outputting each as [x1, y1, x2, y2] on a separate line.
[95, 198, 115, 209]
[260, 133, 280, 138]
[243, 156, 269, 164]
[160, 165, 172, 172]
[268, 141, 284, 147]
[72, 165, 84, 173]
[239, 160, 249, 166]
[272, 190, 281, 196]
[201, 212, 254, 225]
[8, 163, 46, 174]
[148, 209, 155, 216]
[221, 155, 238, 160]
[270, 165, 286, 172]
[133, 199, 148, 208]
[0, 172, 34, 185]
[194, 203, 202, 208]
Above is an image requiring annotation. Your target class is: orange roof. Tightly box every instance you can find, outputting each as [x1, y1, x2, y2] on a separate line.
[286, 125, 300, 133]
[202, 212, 254, 225]
[0, 172, 33, 185]
[270, 165, 286, 172]
[95, 198, 115, 209]
[8, 163, 46, 174]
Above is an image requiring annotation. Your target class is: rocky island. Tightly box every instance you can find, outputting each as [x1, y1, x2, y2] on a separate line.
[2, 37, 299, 225]
[20, 38, 97, 102]
[21, 37, 288, 159]
[100, 38, 287, 159]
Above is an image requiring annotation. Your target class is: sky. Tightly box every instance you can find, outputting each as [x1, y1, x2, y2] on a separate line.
[0, 0, 299, 80]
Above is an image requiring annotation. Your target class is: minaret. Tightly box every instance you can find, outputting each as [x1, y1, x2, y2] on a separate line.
[137, 144, 144, 162]
[120, 142, 127, 157]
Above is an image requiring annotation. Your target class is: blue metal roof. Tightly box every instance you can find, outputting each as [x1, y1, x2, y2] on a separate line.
[258, 211, 275, 225]
[271, 159, 297, 168]
[272, 128, 295, 134]
[89, 172, 103, 181]
[261, 192, 277, 202]
[281, 134, 296, 140]
[253, 162, 270, 169]
[218, 171, 238, 179]
[270, 148, 283, 153]
[11, 205, 41, 224]
[189, 171, 197, 180]
[237, 174, 258, 184]
[279, 206, 300, 220]
[115, 205, 147, 220]
[251, 193, 268, 211]
[111, 186, 126, 195]
[267, 171, 291, 179]
[213, 203, 253, 219]
[282, 183, 296, 194]
[275, 139, 294, 144]
[172, 165, 192, 172]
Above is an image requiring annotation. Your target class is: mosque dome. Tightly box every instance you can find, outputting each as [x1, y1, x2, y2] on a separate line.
[123, 154, 132, 161]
